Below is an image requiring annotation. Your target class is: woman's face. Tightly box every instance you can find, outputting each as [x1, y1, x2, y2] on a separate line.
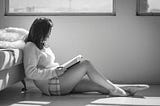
[45, 27, 52, 41]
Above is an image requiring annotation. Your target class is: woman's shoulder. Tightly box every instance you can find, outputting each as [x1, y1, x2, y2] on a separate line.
[25, 42, 35, 46]
[24, 42, 39, 51]
[23, 42, 40, 59]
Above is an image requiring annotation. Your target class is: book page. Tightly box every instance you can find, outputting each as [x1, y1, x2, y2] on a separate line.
[61, 55, 83, 69]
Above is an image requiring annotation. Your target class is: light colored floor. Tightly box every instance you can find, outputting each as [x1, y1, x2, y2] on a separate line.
[0, 80, 160, 106]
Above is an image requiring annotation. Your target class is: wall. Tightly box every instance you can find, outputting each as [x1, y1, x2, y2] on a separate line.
[0, 0, 160, 84]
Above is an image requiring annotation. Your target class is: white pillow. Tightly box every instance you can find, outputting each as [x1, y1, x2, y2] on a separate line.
[0, 40, 25, 50]
[0, 27, 28, 42]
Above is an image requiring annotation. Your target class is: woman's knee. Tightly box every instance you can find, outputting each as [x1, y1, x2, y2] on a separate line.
[69, 60, 91, 71]
[80, 59, 91, 67]
[79, 59, 93, 70]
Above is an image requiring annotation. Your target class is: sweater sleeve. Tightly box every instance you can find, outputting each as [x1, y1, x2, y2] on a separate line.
[23, 42, 58, 80]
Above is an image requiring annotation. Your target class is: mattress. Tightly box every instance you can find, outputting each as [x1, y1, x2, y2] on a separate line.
[0, 49, 23, 71]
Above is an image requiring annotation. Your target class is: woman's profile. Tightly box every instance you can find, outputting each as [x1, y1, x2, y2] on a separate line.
[23, 17, 149, 96]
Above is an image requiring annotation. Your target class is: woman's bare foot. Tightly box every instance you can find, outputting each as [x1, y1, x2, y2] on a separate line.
[115, 84, 150, 96]
[109, 86, 129, 97]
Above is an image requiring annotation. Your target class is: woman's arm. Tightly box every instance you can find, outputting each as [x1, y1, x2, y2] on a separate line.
[23, 42, 58, 80]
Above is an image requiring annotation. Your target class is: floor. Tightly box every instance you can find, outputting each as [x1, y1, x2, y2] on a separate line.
[0, 80, 160, 106]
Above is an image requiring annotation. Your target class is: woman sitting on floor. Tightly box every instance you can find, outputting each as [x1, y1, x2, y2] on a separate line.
[23, 17, 149, 96]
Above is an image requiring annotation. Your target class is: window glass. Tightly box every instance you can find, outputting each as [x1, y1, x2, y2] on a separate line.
[6, 0, 115, 15]
[138, 0, 160, 15]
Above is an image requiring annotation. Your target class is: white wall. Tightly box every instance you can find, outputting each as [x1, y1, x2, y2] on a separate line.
[1, 0, 160, 84]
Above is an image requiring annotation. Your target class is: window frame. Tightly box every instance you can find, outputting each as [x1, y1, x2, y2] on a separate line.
[5, 0, 116, 16]
[136, 0, 160, 16]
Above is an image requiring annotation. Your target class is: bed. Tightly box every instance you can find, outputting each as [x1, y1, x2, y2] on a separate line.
[0, 49, 26, 92]
[0, 27, 28, 92]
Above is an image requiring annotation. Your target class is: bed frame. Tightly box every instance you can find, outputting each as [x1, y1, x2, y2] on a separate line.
[0, 63, 27, 93]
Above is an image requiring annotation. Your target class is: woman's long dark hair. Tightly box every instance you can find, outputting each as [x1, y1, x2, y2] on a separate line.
[25, 17, 53, 50]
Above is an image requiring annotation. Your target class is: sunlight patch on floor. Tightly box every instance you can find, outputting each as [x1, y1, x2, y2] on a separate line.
[9, 101, 51, 106]
[86, 97, 160, 106]
[9, 104, 41, 106]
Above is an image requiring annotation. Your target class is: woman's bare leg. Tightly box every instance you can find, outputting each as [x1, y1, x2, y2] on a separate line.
[71, 76, 149, 96]
[71, 78, 149, 95]
[59, 60, 127, 96]
[71, 78, 110, 94]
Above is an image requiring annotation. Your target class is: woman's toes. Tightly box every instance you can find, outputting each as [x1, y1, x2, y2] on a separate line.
[124, 84, 150, 95]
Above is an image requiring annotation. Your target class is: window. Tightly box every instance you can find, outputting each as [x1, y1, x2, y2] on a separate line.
[137, 0, 160, 16]
[5, 0, 115, 16]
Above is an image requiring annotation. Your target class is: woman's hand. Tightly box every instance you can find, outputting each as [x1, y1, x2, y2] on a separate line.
[57, 66, 67, 71]
[56, 66, 67, 76]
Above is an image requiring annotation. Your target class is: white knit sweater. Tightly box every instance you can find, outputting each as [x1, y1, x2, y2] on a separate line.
[23, 42, 60, 80]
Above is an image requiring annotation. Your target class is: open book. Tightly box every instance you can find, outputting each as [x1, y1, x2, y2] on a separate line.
[61, 55, 83, 69]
